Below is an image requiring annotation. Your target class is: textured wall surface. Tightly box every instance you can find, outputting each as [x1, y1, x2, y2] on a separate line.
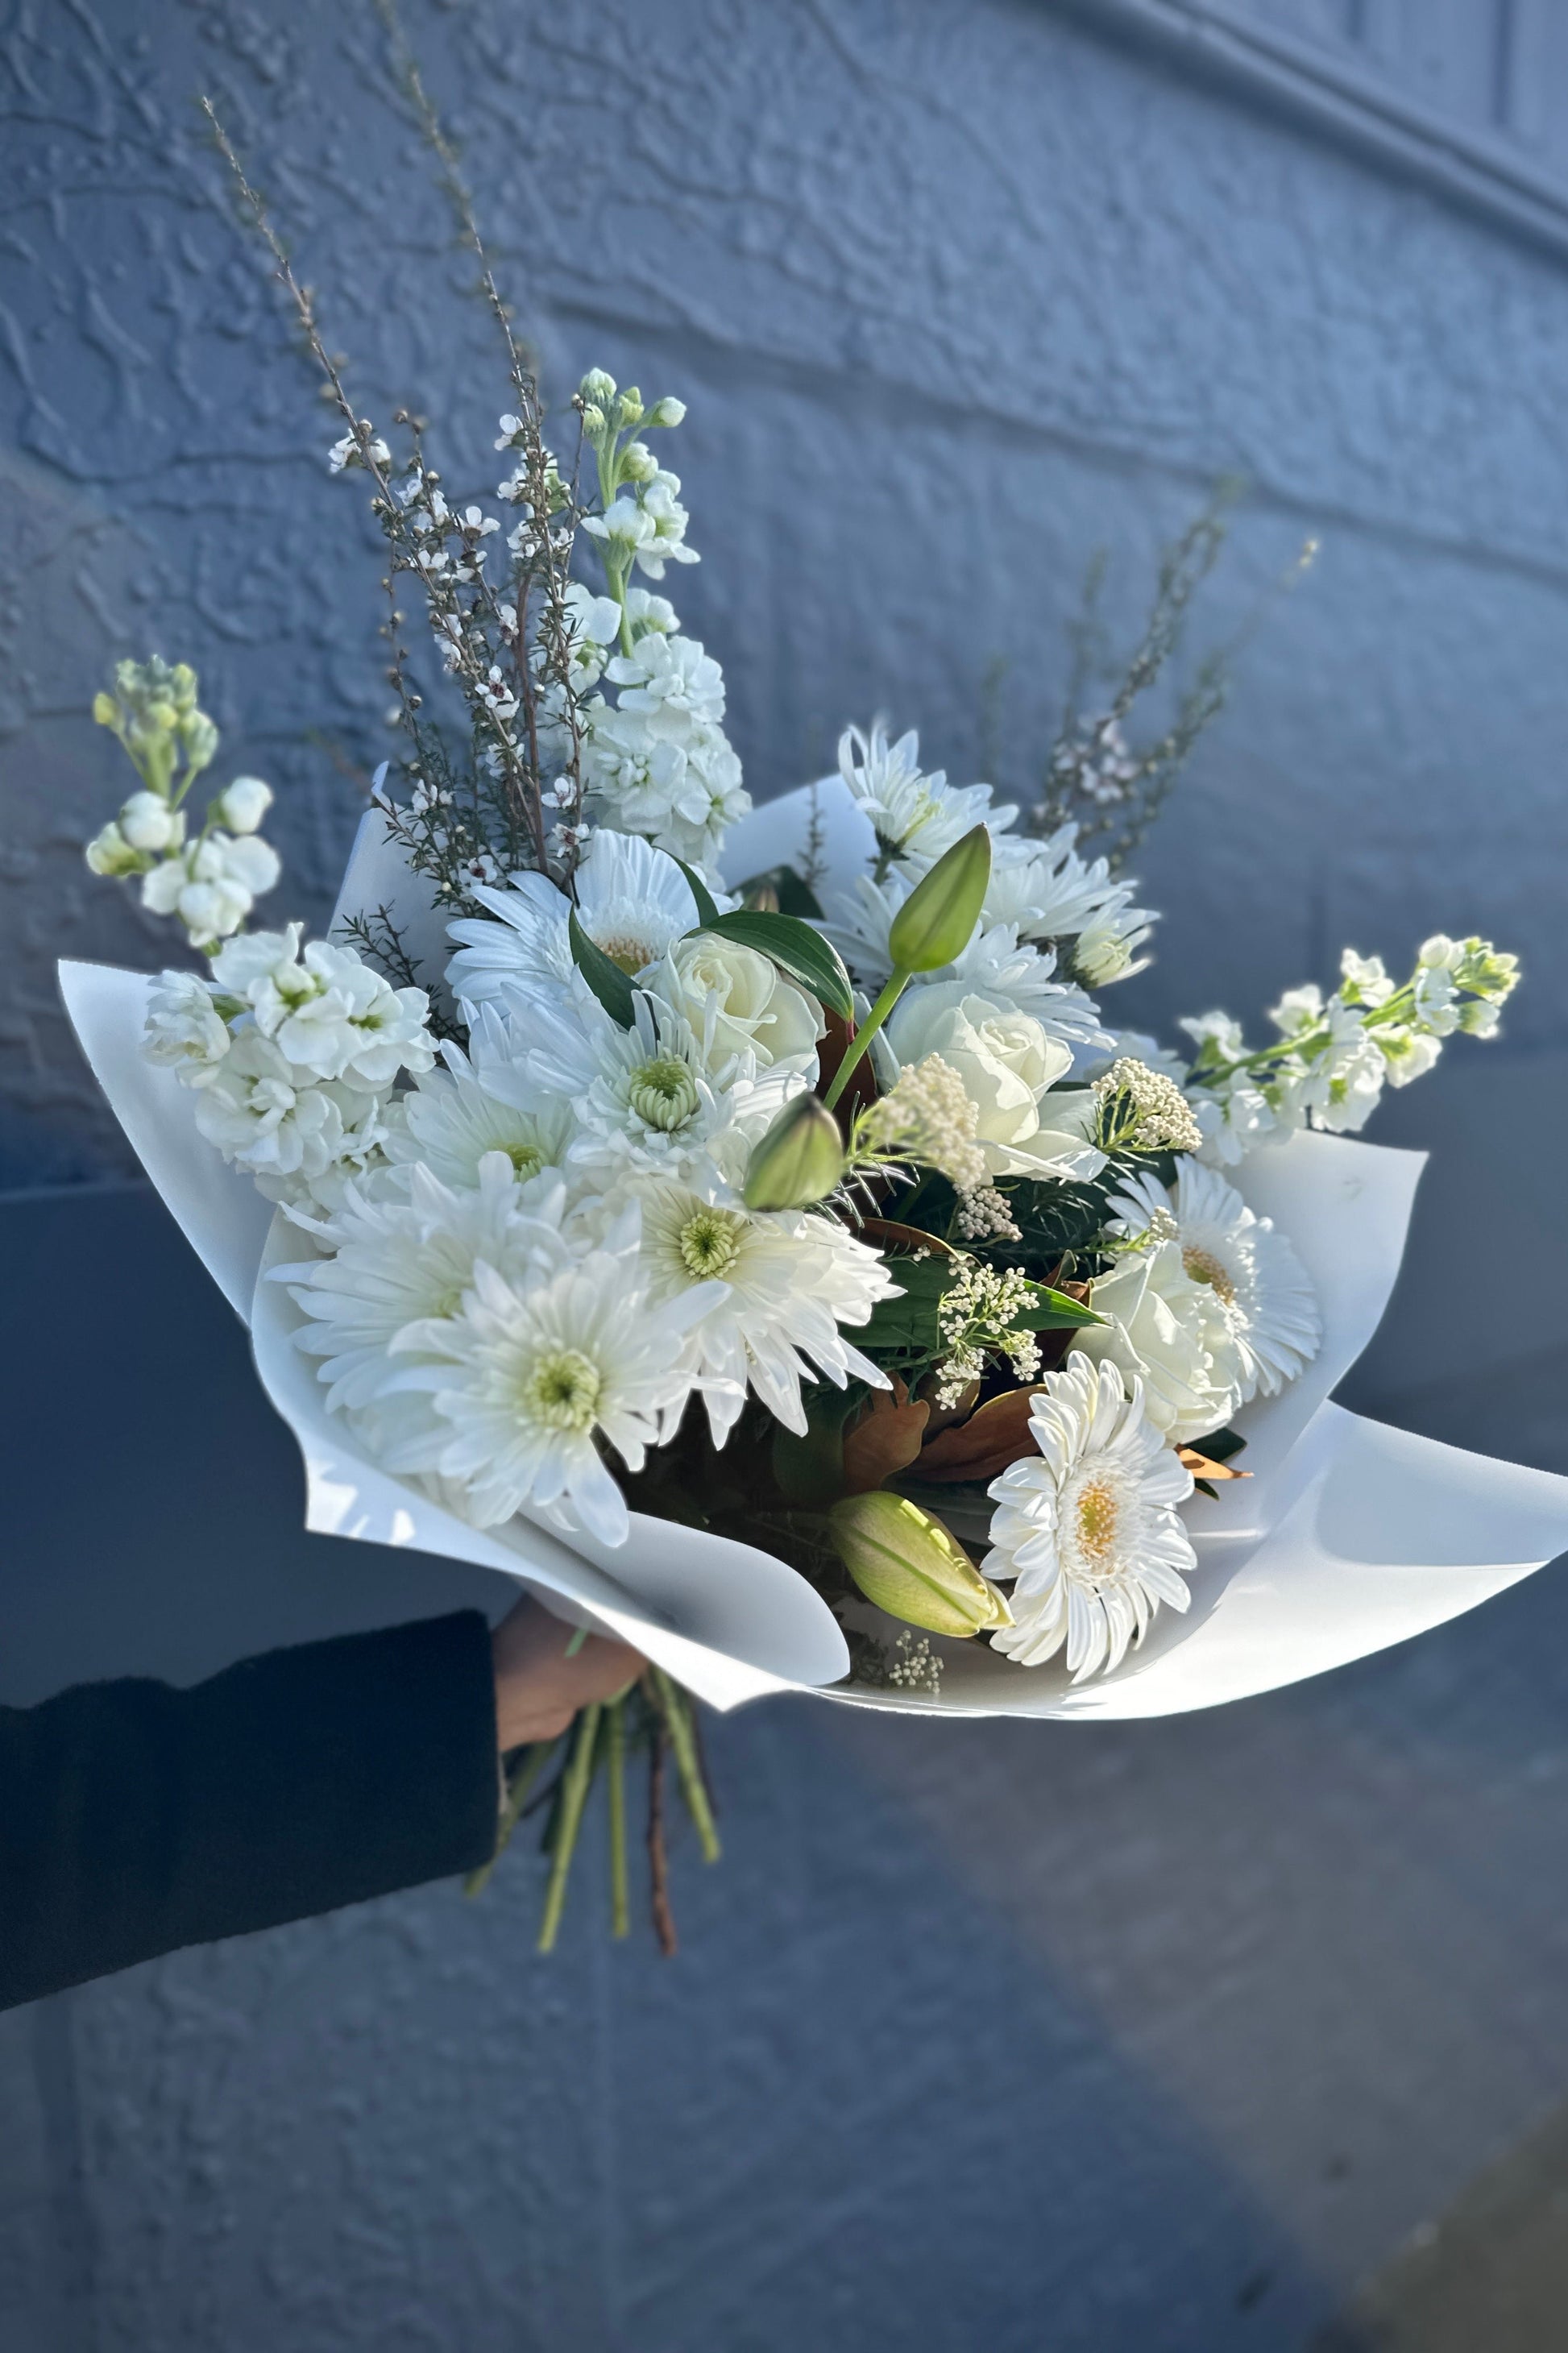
[5, 2, 1568, 2347]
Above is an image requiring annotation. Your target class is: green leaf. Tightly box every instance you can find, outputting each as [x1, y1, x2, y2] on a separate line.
[1012, 1280, 1105, 1330]
[672, 857, 722, 928]
[568, 909, 637, 1028]
[695, 909, 854, 1021]
[857, 1257, 954, 1358]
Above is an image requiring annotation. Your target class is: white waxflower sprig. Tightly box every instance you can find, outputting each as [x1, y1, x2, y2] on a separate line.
[85, 657, 280, 950]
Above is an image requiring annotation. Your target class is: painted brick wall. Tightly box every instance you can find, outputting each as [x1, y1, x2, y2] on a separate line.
[5, 4, 1568, 2347]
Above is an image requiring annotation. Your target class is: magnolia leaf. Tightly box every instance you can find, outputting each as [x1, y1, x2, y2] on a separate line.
[695, 909, 854, 1021]
[914, 1387, 1046, 1484]
[568, 909, 637, 1028]
[1176, 1445, 1251, 1483]
[840, 1377, 931, 1496]
[857, 1218, 960, 1261]
[858, 1256, 954, 1357]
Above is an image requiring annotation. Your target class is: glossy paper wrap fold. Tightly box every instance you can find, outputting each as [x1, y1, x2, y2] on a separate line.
[59, 778, 1568, 1717]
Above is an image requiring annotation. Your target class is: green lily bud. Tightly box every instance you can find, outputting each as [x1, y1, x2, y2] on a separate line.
[887, 824, 993, 973]
[742, 1091, 845, 1210]
[828, 1491, 1014, 1639]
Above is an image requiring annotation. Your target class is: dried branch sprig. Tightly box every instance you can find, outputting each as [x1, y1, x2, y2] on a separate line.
[201, 93, 583, 883]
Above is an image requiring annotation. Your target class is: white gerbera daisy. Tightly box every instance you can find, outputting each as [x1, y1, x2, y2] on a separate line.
[386, 1042, 575, 1190]
[446, 828, 702, 1011]
[985, 1352, 1196, 1680]
[637, 1179, 898, 1441]
[389, 1210, 724, 1546]
[1109, 1160, 1321, 1406]
[276, 1152, 530, 1412]
[838, 720, 1015, 869]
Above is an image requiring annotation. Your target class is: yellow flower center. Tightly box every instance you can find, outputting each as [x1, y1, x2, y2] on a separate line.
[521, 1347, 603, 1432]
[1075, 1477, 1120, 1562]
[678, 1206, 745, 1280]
[596, 931, 653, 975]
[1182, 1245, 1236, 1305]
[628, 1055, 699, 1131]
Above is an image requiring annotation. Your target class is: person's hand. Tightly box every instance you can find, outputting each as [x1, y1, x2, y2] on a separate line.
[490, 1596, 644, 1752]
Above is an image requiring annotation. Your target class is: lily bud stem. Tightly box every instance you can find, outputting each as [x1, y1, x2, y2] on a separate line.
[822, 966, 909, 1112]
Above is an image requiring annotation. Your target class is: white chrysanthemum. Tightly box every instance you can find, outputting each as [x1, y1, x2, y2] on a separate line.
[837, 720, 1015, 867]
[937, 923, 1109, 1056]
[385, 1044, 575, 1190]
[523, 987, 804, 1186]
[1072, 1239, 1238, 1443]
[277, 1153, 530, 1411]
[637, 1179, 897, 1441]
[389, 1210, 724, 1546]
[823, 867, 917, 986]
[985, 1353, 1196, 1680]
[1109, 1161, 1321, 1406]
[446, 830, 701, 1011]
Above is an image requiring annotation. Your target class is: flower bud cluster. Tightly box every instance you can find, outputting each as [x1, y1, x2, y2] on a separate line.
[932, 1259, 1043, 1411]
[85, 658, 280, 949]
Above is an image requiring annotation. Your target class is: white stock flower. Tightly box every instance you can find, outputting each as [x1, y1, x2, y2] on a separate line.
[1072, 1239, 1236, 1443]
[633, 473, 699, 575]
[985, 1353, 1196, 1680]
[214, 776, 274, 834]
[560, 584, 625, 688]
[192, 1030, 367, 1183]
[141, 830, 280, 946]
[389, 1209, 723, 1546]
[446, 831, 701, 1012]
[1110, 1161, 1321, 1407]
[119, 791, 182, 853]
[837, 720, 1014, 868]
[607, 632, 725, 724]
[1290, 1000, 1387, 1134]
[648, 932, 823, 1069]
[210, 929, 434, 1089]
[637, 1180, 896, 1442]
[886, 982, 1105, 1181]
[143, 969, 230, 1086]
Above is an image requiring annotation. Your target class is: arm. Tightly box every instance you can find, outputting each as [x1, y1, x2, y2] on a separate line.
[0, 1598, 640, 2012]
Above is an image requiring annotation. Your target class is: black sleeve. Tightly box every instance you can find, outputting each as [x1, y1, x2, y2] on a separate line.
[0, 1609, 500, 2011]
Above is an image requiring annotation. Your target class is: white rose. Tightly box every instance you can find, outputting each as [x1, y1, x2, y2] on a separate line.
[1075, 1240, 1238, 1444]
[653, 936, 823, 1069]
[886, 982, 1100, 1178]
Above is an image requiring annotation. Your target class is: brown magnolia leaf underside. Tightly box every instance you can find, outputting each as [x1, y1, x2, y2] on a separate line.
[914, 1386, 1045, 1484]
[840, 1376, 931, 1495]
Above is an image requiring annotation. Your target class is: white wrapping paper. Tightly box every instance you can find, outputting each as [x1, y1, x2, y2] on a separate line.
[57, 781, 1568, 1719]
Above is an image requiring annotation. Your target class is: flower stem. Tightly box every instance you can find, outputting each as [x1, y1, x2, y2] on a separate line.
[537, 1704, 602, 1953]
[822, 968, 908, 1112]
[652, 1670, 720, 1865]
[607, 1699, 629, 1939]
[463, 1737, 558, 1897]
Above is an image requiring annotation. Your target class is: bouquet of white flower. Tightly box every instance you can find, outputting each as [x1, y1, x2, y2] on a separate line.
[59, 99, 1568, 1949]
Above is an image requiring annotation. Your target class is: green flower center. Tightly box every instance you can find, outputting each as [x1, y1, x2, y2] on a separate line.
[505, 1141, 545, 1178]
[678, 1206, 745, 1280]
[628, 1054, 699, 1131]
[1075, 1478, 1119, 1563]
[1182, 1245, 1236, 1306]
[521, 1347, 603, 1434]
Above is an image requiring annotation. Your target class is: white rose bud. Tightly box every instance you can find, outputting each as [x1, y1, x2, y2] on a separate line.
[216, 775, 274, 834]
